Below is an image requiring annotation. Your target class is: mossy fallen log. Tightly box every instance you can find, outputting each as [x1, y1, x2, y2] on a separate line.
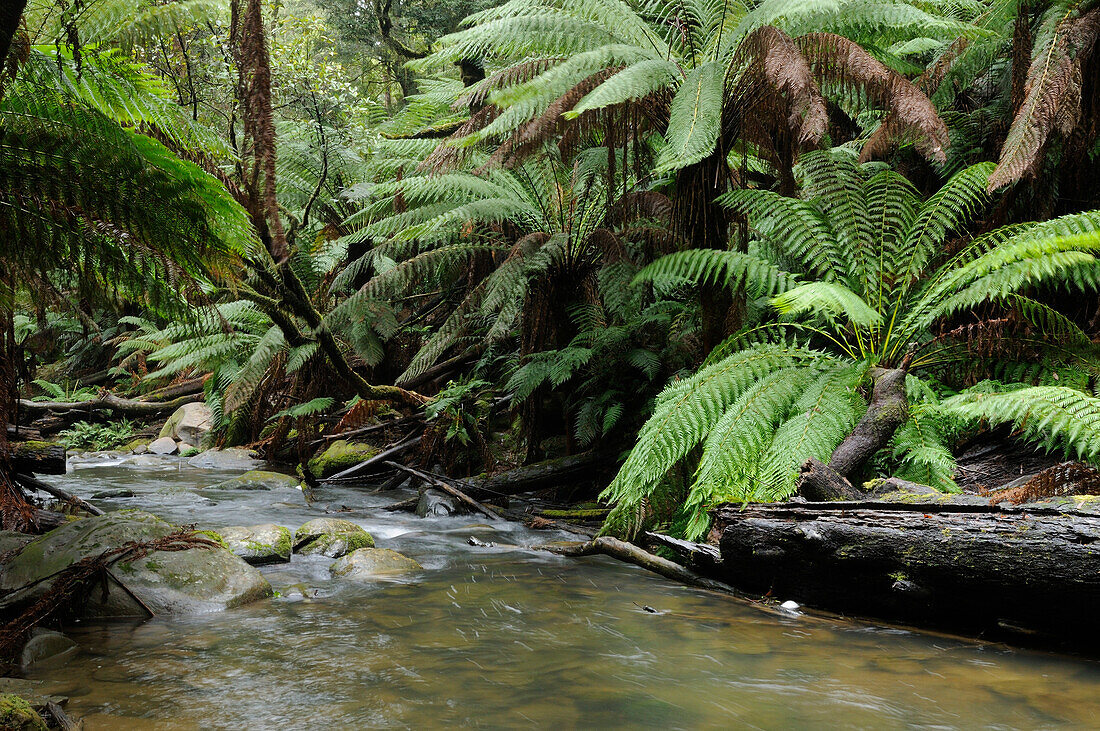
[713, 501, 1100, 651]
[18, 392, 201, 416]
[10, 442, 66, 475]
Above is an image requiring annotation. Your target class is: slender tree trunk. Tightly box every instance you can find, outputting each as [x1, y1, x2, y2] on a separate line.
[0, 0, 27, 75]
[0, 275, 34, 531]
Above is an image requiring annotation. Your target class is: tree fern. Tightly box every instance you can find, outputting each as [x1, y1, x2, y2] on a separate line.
[604, 148, 1100, 539]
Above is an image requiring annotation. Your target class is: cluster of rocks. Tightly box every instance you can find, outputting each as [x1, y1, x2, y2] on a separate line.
[213, 517, 422, 580]
[69, 446, 263, 471]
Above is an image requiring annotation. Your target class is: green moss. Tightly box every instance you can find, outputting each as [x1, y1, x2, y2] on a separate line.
[194, 530, 229, 549]
[307, 440, 379, 478]
[346, 532, 374, 552]
[539, 508, 610, 519]
[0, 695, 48, 731]
[124, 437, 151, 452]
[159, 409, 185, 439]
[180, 447, 201, 458]
[274, 529, 292, 557]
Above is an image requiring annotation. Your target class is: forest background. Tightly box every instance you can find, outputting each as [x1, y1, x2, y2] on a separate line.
[4, 0, 1100, 541]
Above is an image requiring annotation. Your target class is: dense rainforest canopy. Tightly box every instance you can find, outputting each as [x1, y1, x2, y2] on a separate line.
[4, 0, 1100, 541]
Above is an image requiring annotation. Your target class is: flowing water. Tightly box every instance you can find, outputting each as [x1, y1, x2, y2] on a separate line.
[18, 459, 1100, 729]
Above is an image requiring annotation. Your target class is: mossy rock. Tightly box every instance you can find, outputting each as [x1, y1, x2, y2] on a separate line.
[219, 524, 293, 565]
[0, 695, 47, 731]
[0, 530, 34, 558]
[307, 440, 378, 478]
[293, 518, 374, 558]
[0, 511, 271, 616]
[123, 437, 151, 453]
[208, 470, 301, 492]
[330, 548, 422, 579]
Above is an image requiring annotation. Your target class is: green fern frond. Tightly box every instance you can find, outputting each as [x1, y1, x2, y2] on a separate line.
[942, 385, 1100, 462]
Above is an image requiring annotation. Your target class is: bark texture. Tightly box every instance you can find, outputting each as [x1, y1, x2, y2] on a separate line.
[797, 356, 912, 500]
[714, 501, 1100, 649]
[11, 441, 66, 475]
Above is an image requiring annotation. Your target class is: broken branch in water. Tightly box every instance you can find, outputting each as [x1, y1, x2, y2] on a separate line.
[534, 537, 741, 594]
[14, 473, 104, 516]
[383, 461, 501, 521]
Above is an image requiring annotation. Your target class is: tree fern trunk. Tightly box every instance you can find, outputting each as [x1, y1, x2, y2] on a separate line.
[673, 153, 738, 354]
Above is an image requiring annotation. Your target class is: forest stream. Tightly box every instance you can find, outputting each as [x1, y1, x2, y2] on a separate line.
[16, 458, 1100, 729]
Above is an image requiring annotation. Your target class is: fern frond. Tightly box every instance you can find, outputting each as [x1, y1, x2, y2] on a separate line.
[942, 385, 1100, 461]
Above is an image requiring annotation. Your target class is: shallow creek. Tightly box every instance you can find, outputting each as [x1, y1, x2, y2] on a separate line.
[18, 459, 1100, 728]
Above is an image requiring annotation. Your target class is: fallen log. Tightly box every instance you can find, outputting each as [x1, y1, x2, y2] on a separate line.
[643, 531, 722, 571]
[713, 501, 1100, 650]
[14, 474, 104, 516]
[5, 425, 42, 442]
[311, 415, 424, 447]
[382, 496, 420, 512]
[464, 451, 613, 496]
[43, 701, 79, 731]
[141, 375, 208, 402]
[11, 441, 66, 475]
[18, 392, 201, 416]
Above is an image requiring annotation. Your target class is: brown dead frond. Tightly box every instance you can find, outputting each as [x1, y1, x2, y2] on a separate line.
[455, 58, 564, 112]
[418, 104, 502, 173]
[983, 461, 1100, 505]
[736, 26, 827, 148]
[483, 68, 620, 171]
[989, 8, 1100, 190]
[334, 399, 387, 433]
[798, 32, 950, 165]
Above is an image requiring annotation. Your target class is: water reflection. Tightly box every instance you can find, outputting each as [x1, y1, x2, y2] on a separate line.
[22, 463, 1100, 728]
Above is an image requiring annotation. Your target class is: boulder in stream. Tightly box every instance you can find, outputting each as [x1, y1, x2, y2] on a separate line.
[0, 530, 34, 557]
[0, 510, 272, 616]
[219, 524, 293, 565]
[293, 518, 373, 558]
[416, 489, 457, 517]
[208, 470, 301, 492]
[330, 548, 422, 579]
[160, 402, 213, 446]
[20, 630, 77, 671]
[147, 437, 178, 455]
[307, 440, 378, 478]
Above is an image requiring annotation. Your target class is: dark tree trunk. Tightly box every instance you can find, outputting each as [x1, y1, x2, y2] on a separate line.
[0, 0, 27, 75]
[673, 153, 738, 354]
[714, 501, 1100, 651]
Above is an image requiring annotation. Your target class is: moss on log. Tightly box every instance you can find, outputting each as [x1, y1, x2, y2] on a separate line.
[11, 441, 66, 475]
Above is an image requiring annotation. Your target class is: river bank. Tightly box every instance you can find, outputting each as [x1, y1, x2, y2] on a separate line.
[1, 456, 1098, 728]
